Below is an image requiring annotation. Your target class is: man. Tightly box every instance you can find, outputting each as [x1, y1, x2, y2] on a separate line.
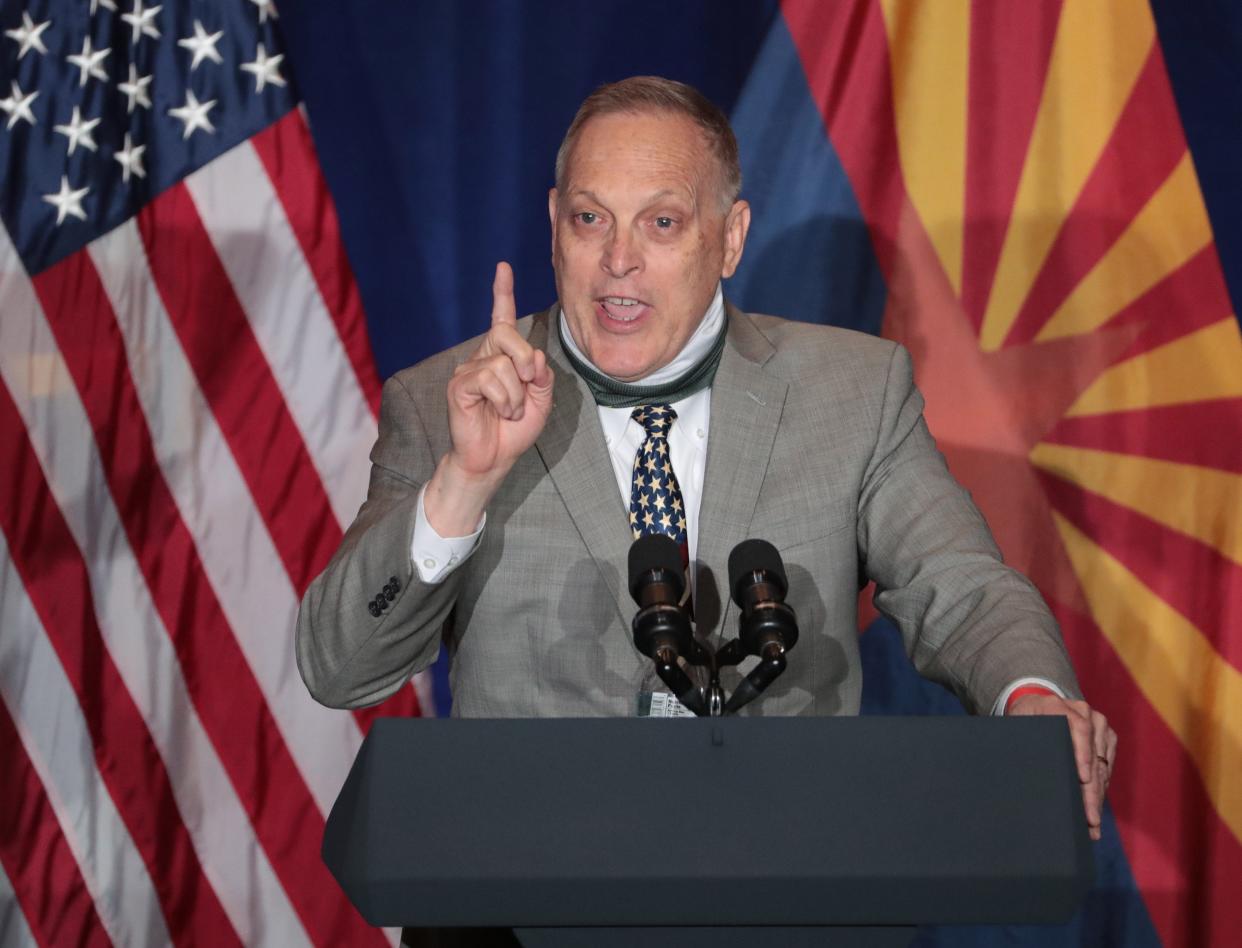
[297, 77, 1115, 838]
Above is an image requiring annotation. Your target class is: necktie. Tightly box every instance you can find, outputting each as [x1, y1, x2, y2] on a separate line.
[628, 405, 688, 556]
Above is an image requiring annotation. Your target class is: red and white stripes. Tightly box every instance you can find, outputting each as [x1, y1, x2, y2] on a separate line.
[0, 110, 415, 946]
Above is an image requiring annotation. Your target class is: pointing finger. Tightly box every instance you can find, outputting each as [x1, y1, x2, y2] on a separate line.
[491, 261, 517, 328]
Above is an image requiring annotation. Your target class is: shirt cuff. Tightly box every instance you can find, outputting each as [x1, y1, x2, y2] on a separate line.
[411, 486, 484, 584]
[992, 677, 1066, 716]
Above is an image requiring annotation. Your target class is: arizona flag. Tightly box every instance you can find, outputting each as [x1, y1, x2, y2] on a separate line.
[767, 1, 1241, 945]
[0, 1, 422, 945]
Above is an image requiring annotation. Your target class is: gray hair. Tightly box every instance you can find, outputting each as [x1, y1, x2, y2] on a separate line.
[554, 76, 742, 210]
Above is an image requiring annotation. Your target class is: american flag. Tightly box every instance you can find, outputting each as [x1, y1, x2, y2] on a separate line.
[0, 1, 427, 944]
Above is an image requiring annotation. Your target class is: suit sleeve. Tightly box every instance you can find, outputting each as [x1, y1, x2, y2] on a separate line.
[295, 374, 464, 709]
[857, 344, 1082, 714]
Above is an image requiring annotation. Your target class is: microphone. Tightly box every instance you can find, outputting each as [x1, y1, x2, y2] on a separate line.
[722, 539, 799, 714]
[628, 533, 686, 614]
[728, 538, 789, 615]
[628, 534, 704, 715]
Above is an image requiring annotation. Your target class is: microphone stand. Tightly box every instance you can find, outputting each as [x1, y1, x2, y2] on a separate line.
[634, 591, 797, 717]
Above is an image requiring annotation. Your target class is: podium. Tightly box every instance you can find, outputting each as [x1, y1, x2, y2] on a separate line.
[323, 717, 1093, 947]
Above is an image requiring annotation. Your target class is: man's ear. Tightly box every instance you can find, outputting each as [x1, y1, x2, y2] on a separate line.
[720, 199, 751, 279]
[547, 188, 559, 254]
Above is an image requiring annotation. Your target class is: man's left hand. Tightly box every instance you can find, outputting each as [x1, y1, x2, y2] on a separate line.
[1008, 694, 1117, 841]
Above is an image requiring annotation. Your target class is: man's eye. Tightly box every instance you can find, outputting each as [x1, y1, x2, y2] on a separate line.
[577, 212, 598, 225]
[654, 217, 674, 229]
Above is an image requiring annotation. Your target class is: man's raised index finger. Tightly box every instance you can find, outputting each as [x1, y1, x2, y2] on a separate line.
[491, 261, 517, 327]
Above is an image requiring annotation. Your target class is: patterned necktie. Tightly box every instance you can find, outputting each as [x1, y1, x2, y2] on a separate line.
[628, 405, 688, 555]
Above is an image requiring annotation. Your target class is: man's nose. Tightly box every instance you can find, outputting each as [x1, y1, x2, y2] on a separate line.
[601, 228, 641, 278]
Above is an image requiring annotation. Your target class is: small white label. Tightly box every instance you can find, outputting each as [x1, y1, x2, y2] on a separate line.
[638, 691, 697, 718]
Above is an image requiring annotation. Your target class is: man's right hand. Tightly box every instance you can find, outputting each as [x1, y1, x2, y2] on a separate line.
[424, 262, 555, 537]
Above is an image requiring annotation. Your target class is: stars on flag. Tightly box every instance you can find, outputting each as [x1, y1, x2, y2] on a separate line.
[66, 35, 110, 87]
[249, 0, 278, 24]
[178, 19, 223, 70]
[42, 176, 89, 224]
[2, 3, 297, 241]
[54, 106, 101, 155]
[114, 133, 146, 182]
[118, 64, 153, 112]
[168, 89, 216, 139]
[121, 2, 162, 43]
[0, 80, 38, 129]
[241, 43, 285, 92]
[5, 12, 51, 59]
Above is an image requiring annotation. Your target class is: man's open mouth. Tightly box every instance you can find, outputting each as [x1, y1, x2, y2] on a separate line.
[598, 296, 648, 323]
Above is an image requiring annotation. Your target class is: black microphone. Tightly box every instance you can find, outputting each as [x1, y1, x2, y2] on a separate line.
[728, 538, 789, 614]
[628, 534, 704, 715]
[723, 539, 798, 714]
[628, 533, 686, 612]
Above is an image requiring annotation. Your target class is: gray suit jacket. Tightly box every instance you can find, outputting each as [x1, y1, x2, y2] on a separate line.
[296, 304, 1079, 716]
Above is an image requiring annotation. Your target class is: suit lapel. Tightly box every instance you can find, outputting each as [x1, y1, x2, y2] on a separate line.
[533, 310, 635, 626]
[530, 304, 789, 637]
[695, 305, 788, 638]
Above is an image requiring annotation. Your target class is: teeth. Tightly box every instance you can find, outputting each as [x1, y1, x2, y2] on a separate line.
[601, 297, 642, 322]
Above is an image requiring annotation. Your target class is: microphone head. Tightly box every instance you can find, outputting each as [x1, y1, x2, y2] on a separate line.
[728, 539, 787, 604]
[628, 533, 685, 601]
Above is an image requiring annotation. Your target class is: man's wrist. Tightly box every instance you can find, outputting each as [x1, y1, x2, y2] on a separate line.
[992, 677, 1067, 715]
[1004, 684, 1059, 715]
[423, 453, 505, 537]
[413, 486, 483, 583]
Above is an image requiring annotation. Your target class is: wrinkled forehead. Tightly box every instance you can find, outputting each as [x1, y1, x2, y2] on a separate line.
[561, 110, 722, 205]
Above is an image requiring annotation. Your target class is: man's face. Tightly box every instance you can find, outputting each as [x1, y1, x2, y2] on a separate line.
[549, 110, 750, 381]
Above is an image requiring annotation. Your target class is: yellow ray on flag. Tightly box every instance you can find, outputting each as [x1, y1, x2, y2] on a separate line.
[1066, 318, 1242, 415]
[1038, 152, 1214, 342]
[979, 0, 1154, 351]
[1053, 513, 1242, 845]
[1032, 443, 1242, 567]
[881, 0, 968, 294]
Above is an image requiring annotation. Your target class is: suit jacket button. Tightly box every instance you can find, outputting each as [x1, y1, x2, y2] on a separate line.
[368, 602, 380, 617]
[384, 588, 396, 602]
[389, 576, 399, 588]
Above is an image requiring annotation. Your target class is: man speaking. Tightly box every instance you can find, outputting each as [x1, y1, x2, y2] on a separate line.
[296, 76, 1115, 838]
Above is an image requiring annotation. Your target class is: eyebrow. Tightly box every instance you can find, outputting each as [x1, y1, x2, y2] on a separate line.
[568, 188, 693, 208]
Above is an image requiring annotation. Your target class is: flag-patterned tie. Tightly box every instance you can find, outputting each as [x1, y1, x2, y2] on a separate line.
[629, 405, 688, 552]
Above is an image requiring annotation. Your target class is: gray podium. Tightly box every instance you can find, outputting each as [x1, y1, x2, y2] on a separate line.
[322, 717, 1093, 947]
